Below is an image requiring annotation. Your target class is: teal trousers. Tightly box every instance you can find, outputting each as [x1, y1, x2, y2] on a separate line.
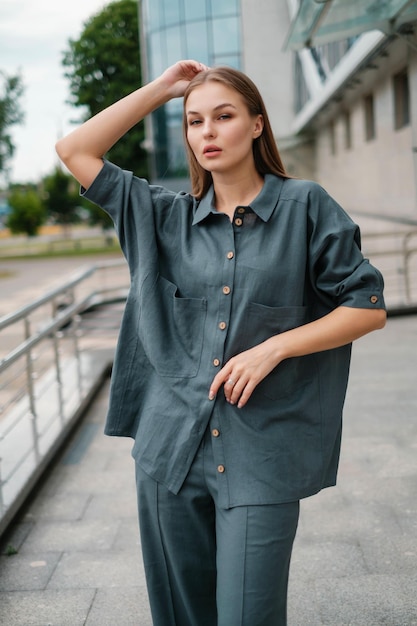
[135, 428, 299, 626]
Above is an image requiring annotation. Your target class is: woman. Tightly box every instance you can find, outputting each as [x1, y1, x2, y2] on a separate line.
[56, 60, 386, 626]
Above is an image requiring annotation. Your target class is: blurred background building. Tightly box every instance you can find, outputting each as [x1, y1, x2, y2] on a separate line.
[138, 0, 417, 222]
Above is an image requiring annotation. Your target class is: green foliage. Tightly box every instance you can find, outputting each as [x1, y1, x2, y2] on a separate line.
[43, 167, 114, 231]
[0, 71, 25, 177]
[83, 200, 114, 231]
[43, 167, 79, 226]
[62, 0, 148, 177]
[7, 187, 46, 237]
[5, 544, 18, 556]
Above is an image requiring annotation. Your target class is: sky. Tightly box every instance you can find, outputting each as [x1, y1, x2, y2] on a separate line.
[0, 0, 111, 184]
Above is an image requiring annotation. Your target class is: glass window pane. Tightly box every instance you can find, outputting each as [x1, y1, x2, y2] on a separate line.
[166, 26, 185, 63]
[143, 0, 162, 31]
[210, 0, 239, 17]
[212, 54, 241, 69]
[149, 32, 165, 79]
[163, 0, 181, 26]
[166, 102, 187, 175]
[212, 17, 240, 55]
[184, 0, 207, 21]
[186, 20, 209, 63]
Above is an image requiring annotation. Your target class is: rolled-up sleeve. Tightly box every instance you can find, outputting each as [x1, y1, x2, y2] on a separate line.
[307, 183, 385, 310]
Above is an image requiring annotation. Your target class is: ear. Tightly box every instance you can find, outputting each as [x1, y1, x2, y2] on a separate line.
[253, 114, 264, 138]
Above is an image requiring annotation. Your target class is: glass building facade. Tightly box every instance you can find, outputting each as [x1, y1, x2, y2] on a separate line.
[141, 0, 242, 180]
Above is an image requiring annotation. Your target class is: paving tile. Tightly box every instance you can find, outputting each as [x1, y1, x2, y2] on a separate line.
[290, 540, 368, 582]
[46, 550, 144, 589]
[19, 520, 121, 553]
[0, 589, 95, 626]
[0, 552, 61, 592]
[316, 574, 417, 626]
[85, 586, 152, 626]
[288, 577, 323, 626]
[112, 519, 141, 551]
[23, 492, 91, 523]
[82, 492, 137, 521]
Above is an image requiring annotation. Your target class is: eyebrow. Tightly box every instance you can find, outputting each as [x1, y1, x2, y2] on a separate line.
[186, 103, 237, 116]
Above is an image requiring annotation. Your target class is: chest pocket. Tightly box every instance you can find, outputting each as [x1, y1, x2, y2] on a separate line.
[139, 275, 207, 378]
[241, 302, 316, 400]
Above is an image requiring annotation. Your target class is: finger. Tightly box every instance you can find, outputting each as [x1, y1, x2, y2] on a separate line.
[209, 368, 232, 400]
[236, 380, 257, 409]
[223, 376, 238, 403]
[226, 376, 248, 405]
[180, 60, 209, 78]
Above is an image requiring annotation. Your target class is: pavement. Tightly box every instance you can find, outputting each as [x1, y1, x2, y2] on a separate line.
[0, 223, 417, 625]
[0, 313, 416, 626]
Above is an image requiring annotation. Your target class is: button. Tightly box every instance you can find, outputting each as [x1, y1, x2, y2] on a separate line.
[227, 251, 234, 259]
[218, 322, 227, 330]
[370, 295, 378, 304]
[237, 207, 245, 214]
[213, 358, 220, 367]
[222, 286, 231, 295]
[217, 464, 225, 473]
[212, 428, 220, 437]
[234, 217, 243, 226]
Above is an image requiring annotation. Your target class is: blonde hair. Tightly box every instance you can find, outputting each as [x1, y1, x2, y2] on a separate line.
[182, 66, 289, 199]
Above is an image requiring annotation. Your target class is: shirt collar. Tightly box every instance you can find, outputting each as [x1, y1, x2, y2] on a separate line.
[192, 174, 285, 225]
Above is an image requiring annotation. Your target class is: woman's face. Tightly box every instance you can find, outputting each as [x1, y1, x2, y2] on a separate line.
[185, 81, 263, 177]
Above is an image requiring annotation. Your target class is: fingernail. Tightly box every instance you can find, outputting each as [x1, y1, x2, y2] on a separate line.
[208, 393, 215, 401]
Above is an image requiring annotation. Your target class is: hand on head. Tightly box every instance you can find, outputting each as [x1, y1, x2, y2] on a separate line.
[160, 60, 209, 99]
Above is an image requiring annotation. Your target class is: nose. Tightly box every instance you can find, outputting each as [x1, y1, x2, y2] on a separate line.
[202, 119, 216, 138]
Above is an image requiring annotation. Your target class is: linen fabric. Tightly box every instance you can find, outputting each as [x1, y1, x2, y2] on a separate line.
[82, 160, 385, 508]
[135, 426, 300, 626]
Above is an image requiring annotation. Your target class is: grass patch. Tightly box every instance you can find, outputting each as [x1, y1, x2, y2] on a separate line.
[0, 246, 122, 260]
[0, 236, 122, 260]
[5, 544, 18, 556]
[0, 269, 17, 279]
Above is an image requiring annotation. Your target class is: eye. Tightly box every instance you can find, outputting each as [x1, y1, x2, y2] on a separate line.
[218, 114, 231, 120]
[188, 119, 202, 126]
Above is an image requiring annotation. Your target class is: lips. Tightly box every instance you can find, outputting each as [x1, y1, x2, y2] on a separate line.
[203, 144, 222, 155]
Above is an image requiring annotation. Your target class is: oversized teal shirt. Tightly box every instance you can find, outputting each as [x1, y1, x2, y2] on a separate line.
[83, 160, 385, 508]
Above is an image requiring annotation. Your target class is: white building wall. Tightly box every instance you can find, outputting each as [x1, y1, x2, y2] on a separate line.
[313, 39, 417, 218]
[240, 0, 294, 141]
[240, 0, 315, 179]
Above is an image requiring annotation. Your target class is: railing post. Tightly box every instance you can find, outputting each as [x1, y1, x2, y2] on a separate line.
[53, 329, 65, 425]
[72, 314, 83, 399]
[0, 456, 4, 515]
[402, 231, 417, 305]
[24, 317, 40, 463]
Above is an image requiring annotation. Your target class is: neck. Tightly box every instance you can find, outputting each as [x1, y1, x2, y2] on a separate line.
[212, 170, 264, 218]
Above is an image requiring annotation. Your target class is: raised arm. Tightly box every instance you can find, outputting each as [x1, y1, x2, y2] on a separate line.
[55, 60, 208, 189]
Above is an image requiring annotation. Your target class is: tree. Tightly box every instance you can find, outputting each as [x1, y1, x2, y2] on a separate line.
[0, 71, 24, 179]
[7, 188, 46, 237]
[43, 167, 114, 231]
[62, 0, 147, 177]
[43, 167, 80, 233]
[83, 200, 114, 231]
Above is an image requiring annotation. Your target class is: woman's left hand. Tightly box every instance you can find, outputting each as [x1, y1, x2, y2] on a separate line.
[208, 306, 387, 409]
[208, 340, 281, 409]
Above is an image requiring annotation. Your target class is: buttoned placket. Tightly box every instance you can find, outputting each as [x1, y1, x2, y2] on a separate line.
[208, 207, 248, 502]
[209, 215, 236, 374]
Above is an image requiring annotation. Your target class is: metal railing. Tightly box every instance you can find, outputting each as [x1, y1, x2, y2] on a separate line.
[0, 259, 129, 536]
[360, 228, 417, 311]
